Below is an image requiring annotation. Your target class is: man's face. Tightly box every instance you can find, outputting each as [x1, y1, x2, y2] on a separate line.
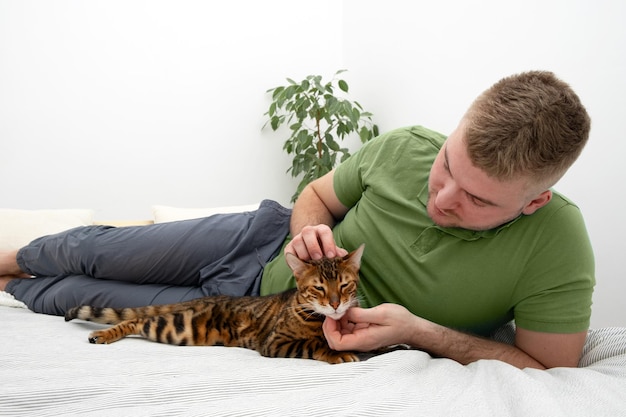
[427, 125, 550, 231]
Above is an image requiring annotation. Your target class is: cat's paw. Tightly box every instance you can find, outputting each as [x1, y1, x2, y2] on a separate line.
[88, 331, 111, 344]
[325, 351, 360, 364]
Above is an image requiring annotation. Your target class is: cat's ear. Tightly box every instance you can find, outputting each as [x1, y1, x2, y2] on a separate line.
[344, 244, 365, 269]
[285, 252, 310, 278]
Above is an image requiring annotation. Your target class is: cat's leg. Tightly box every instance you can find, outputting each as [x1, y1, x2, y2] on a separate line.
[88, 320, 142, 344]
[261, 336, 360, 364]
[299, 337, 361, 363]
[312, 346, 360, 364]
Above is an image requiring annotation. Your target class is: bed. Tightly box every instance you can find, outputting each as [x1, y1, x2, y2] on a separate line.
[1, 207, 626, 416]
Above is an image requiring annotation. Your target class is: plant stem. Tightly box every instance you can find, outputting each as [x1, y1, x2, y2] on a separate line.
[315, 109, 323, 159]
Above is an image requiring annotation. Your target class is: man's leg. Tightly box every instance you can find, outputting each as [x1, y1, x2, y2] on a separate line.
[7, 273, 208, 315]
[0, 249, 32, 292]
[0, 250, 22, 277]
[4, 200, 291, 315]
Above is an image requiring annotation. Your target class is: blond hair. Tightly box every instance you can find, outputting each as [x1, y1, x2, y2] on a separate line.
[464, 71, 591, 190]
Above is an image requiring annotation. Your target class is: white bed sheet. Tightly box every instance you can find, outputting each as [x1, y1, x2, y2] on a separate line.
[1, 296, 625, 417]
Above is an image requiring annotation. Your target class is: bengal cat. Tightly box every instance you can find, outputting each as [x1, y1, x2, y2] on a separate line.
[65, 244, 365, 364]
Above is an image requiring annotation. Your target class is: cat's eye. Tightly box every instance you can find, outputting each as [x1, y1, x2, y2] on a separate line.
[314, 286, 324, 291]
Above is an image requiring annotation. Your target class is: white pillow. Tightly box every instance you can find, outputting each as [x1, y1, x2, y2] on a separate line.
[152, 204, 260, 224]
[0, 208, 94, 251]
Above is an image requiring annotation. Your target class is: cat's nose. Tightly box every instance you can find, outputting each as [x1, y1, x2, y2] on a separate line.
[330, 296, 340, 310]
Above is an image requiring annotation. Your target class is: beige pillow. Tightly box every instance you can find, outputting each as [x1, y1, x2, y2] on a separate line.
[0, 208, 94, 251]
[151, 204, 259, 224]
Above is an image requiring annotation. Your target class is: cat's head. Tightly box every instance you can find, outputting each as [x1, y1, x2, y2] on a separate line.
[285, 244, 364, 320]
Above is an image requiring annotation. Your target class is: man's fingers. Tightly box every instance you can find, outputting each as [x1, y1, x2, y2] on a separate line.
[288, 224, 344, 261]
[315, 228, 340, 258]
[343, 307, 374, 323]
[323, 317, 341, 349]
[300, 230, 325, 260]
[285, 239, 310, 261]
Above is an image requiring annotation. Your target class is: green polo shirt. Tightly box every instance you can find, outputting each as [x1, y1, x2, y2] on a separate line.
[261, 126, 595, 336]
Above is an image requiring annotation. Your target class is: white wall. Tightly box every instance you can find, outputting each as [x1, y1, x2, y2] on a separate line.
[1, 0, 624, 328]
[342, 0, 626, 328]
[0, 0, 343, 218]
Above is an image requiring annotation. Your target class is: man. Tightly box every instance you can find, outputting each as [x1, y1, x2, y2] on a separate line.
[0, 71, 593, 370]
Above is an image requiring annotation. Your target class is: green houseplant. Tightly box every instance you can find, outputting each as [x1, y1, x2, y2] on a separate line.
[264, 70, 379, 202]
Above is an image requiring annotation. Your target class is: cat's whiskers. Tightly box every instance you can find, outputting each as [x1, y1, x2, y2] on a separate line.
[354, 294, 365, 306]
[280, 301, 315, 318]
[294, 301, 324, 320]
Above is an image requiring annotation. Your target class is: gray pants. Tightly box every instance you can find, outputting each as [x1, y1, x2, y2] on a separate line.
[7, 200, 291, 316]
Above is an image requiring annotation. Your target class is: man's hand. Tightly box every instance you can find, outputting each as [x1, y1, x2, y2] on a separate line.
[323, 304, 416, 351]
[285, 224, 347, 261]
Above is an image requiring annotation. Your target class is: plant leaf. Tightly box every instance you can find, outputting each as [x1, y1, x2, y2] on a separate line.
[272, 86, 285, 100]
[327, 136, 340, 151]
[270, 115, 281, 130]
[268, 101, 276, 117]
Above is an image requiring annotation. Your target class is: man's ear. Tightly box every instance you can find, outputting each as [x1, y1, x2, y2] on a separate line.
[521, 190, 552, 215]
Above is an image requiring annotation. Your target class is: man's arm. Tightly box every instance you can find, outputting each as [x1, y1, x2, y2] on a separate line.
[417, 320, 586, 369]
[514, 327, 587, 368]
[323, 304, 587, 369]
[286, 170, 350, 260]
